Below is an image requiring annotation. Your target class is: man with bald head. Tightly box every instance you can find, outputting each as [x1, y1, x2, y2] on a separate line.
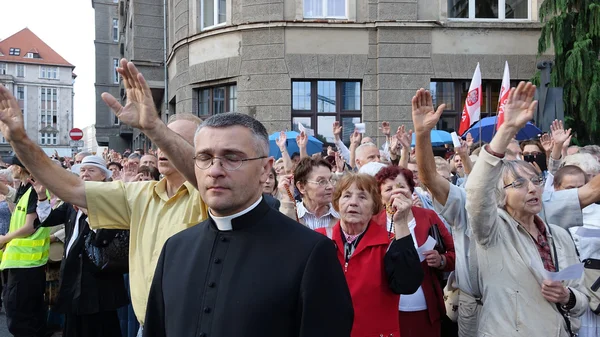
[0, 87, 208, 332]
[140, 154, 157, 168]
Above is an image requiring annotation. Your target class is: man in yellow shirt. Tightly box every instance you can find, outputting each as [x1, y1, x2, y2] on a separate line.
[0, 88, 207, 329]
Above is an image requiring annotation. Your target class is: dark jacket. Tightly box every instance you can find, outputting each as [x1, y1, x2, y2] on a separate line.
[263, 193, 280, 210]
[38, 202, 128, 315]
[144, 199, 354, 337]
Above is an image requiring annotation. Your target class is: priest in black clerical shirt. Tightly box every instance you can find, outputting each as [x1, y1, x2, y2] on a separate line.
[143, 113, 354, 337]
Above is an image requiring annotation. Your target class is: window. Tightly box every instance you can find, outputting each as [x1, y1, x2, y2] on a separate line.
[201, 0, 226, 29]
[448, 0, 529, 20]
[430, 79, 519, 132]
[291, 80, 361, 145]
[304, 0, 346, 18]
[16, 86, 24, 100]
[16, 64, 25, 77]
[39, 87, 59, 145]
[113, 18, 119, 42]
[0, 63, 6, 75]
[195, 84, 237, 116]
[40, 66, 58, 79]
[8, 48, 20, 56]
[113, 59, 119, 84]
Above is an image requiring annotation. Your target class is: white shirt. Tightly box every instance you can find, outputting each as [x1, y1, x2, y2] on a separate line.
[296, 202, 339, 230]
[37, 200, 88, 257]
[399, 218, 428, 312]
[210, 197, 263, 231]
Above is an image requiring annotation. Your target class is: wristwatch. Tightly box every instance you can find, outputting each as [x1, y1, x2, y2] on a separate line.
[439, 255, 446, 269]
[561, 288, 576, 311]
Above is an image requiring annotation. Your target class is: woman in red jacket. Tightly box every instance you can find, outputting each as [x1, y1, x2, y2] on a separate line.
[316, 173, 423, 337]
[375, 165, 456, 337]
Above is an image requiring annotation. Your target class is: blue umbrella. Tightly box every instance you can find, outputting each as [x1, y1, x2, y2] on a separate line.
[411, 129, 453, 147]
[269, 131, 324, 159]
[463, 116, 542, 143]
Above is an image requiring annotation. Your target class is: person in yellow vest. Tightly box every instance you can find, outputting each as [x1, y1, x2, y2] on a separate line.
[0, 156, 49, 337]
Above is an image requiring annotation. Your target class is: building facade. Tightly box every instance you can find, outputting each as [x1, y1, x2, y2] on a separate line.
[160, 0, 551, 146]
[93, 0, 132, 152]
[0, 28, 76, 157]
[82, 124, 99, 153]
[93, 0, 166, 151]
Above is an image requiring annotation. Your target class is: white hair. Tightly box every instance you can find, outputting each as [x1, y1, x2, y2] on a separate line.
[561, 153, 600, 175]
[358, 162, 387, 177]
[495, 160, 539, 208]
[355, 142, 378, 158]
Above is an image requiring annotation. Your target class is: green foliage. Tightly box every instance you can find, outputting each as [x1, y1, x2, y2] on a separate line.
[538, 0, 600, 144]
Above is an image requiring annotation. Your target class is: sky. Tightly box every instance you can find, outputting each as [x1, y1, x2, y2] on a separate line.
[0, 0, 96, 129]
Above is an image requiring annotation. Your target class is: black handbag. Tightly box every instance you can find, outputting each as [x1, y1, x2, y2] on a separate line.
[428, 224, 447, 255]
[84, 229, 129, 274]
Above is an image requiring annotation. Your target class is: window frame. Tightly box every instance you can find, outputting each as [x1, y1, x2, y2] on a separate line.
[8, 48, 20, 56]
[303, 0, 348, 19]
[200, 0, 227, 30]
[291, 79, 362, 145]
[16, 86, 24, 100]
[39, 66, 59, 80]
[0, 63, 6, 75]
[430, 79, 521, 132]
[194, 84, 237, 117]
[113, 18, 119, 42]
[39, 87, 59, 145]
[447, 0, 532, 21]
[16, 64, 25, 77]
[113, 58, 120, 84]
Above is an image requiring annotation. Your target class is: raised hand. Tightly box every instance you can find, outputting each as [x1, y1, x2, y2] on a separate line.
[29, 178, 47, 198]
[550, 119, 572, 146]
[389, 134, 401, 156]
[455, 139, 469, 158]
[276, 131, 287, 150]
[350, 129, 362, 147]
[397, 125, 413, 150]
[465, 132, 474, 148]
[540, 133, 553, 153]
[334, 152, 345, 172]
[296, 131, 308, 149]
[390, 192, 412, 224]
[500, 82, 537, 131]
[411, 88, 446, 133]
[0, 86, 27, 142]
[277, 174, 295, 201]
[379, 121, 391, 137]
[333, 121, 343, 140]
[100, 59, 161, 131]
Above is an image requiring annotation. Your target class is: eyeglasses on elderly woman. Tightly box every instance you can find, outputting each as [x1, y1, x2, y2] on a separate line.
[502, 175, 545, 189]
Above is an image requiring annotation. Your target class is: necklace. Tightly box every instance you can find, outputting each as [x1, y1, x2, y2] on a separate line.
[386, 203, 396, 238]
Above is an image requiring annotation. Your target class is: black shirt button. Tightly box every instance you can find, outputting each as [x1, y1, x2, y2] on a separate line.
[204, 307, 211, 313]
[220, 236, 227, 242]
[214, 258, 221, 264]
[208, 282, 216, 288]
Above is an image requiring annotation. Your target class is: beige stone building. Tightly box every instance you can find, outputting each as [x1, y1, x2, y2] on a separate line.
[100, 0, 549, 148]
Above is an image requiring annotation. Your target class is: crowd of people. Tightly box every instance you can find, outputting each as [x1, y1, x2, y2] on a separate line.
[0, 58, 597, 337]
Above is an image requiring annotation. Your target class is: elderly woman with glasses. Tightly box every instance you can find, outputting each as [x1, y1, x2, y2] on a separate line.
[466, 82, 588, 337]
[316, 173, 423, 337]
[279, 157, 339, 229]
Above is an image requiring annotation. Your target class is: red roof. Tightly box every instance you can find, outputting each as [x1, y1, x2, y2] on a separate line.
[0, 28, 74, 68]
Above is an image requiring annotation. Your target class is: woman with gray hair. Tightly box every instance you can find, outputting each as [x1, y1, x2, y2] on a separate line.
[465, 82, 588, 337]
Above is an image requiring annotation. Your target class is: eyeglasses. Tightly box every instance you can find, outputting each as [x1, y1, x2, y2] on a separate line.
[306, 178, 335, 187]
[503, 176, 545, 189]
[193, 154, 267, 171]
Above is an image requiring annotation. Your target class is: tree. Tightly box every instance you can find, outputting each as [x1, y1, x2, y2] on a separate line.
[538, 0, 600, 144]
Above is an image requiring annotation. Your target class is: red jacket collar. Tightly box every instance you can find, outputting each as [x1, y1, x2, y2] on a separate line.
[332, 219, 390, 258]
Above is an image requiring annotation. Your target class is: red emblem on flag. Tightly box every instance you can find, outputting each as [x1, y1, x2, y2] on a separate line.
[466, 88, 479, 106]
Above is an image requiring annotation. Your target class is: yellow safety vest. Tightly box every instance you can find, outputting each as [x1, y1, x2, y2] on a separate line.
[0, 187, 50, 270]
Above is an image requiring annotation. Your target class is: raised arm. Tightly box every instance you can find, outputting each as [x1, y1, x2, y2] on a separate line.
[101, 59, 197, 188]
[578, 173, 600, 208]
[296, 131, 309, 159]
[0, 86, 86, 208]
[397, 126, 412, 169]
[411, 89, 451, 206]
[455, 139, 474, 175]
[333, 121, 351, 163]
[349, 130, 361, 169]
[548, 119, 571, 174]
[466, 82, 538, 247]
[275, 132, 294, 174]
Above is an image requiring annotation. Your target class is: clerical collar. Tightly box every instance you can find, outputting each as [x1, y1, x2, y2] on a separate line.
[209, 196, 263, 231]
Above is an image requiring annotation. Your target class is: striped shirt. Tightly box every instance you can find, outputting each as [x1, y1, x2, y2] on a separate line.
[296, 202, 340, 230]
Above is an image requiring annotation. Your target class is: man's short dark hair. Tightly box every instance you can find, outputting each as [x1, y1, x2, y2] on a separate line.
[291, 152, 300, 160]
[107, 162, 123, 170]
[195, 113, 269, 156]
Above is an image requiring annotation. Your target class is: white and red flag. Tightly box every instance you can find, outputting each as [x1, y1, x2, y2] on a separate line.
[496, 61, 511, 130]
[458, 63, 482, 135]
